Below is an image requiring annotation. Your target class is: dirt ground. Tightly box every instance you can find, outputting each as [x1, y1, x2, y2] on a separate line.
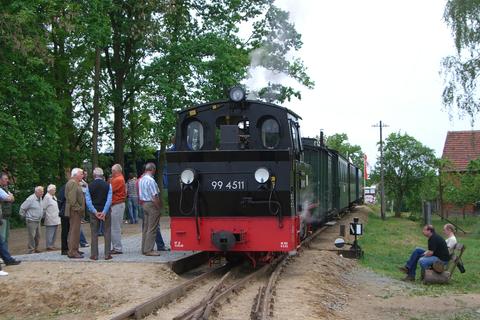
[1, 207, 480, 320]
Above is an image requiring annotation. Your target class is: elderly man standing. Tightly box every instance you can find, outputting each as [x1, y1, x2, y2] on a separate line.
[19, 186, 44, 253]
[65, 168, 85, 259]
[139, 162, 163, 256]
[110, 164, 126, 254]
[85, 167, 113, 260]
[43, 184, 61, 251]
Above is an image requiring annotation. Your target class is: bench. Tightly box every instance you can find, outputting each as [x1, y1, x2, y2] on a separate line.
[423, 243, 466, 284]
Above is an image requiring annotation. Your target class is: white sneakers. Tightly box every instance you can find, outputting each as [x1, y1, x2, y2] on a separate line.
[0, 270, 8, 276]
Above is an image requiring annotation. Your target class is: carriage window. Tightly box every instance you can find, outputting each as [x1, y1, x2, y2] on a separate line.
[186, 120, 204, 150]
[261, 118, 280, 149]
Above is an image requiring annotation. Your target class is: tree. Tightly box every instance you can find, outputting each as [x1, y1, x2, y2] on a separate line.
[372, 132, 436, 217]
[142, 0, 313, 188]
[0, 0, 63, 189]
[443, 158, 480, 218]
[325, 133, 364, 169]
[442, 0, 480, 121]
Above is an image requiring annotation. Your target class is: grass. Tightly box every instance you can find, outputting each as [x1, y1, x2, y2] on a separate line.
[359, 206, 480, 294]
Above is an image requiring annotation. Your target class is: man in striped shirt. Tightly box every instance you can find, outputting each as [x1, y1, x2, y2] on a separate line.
[139, 162, 163, 256]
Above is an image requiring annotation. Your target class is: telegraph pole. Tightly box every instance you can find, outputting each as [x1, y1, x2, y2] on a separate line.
[372, 121, 389, 220]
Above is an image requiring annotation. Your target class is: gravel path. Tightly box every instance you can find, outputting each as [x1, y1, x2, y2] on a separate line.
[12, 226, 195, 263]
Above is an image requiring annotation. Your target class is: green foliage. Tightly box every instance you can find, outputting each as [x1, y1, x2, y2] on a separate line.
[442, 0, 480, 121]
[0, 0, 313, 208]
[371, 132, 436, 216]
[0, 0, 63, 188]
[443, 158, 480, 213]
[361, 208, 480, 294]
[325, 133, 365, 169]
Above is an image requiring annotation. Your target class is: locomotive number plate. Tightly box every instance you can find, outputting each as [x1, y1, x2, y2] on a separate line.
[209, 180, 246, 191]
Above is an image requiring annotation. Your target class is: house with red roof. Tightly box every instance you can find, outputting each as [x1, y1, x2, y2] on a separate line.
[441, 130, 480, 216]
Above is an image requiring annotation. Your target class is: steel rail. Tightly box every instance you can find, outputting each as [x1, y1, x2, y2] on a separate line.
[110, 264, 229, 320]
[251, 225, 329, 320]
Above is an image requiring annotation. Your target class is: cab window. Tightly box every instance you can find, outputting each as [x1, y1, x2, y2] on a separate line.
[186, 120, 204, 150]
[261, 118, 280, 149]
[290, 122, 299, 152]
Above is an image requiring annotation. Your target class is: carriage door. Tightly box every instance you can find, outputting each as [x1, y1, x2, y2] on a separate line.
[290, 121, 307, 216]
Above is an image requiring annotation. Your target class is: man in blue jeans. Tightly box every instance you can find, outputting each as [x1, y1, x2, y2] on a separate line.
[399, 224, 451, 281]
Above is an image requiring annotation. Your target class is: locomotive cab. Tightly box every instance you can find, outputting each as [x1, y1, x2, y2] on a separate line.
[167, 88, 309, 255]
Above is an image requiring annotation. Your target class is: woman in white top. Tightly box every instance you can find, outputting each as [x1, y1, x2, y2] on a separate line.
[443, 223, 457, 254]
[43, 184, 61, 250]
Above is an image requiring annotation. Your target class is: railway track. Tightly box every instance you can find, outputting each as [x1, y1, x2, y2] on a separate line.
[110, 264, 230, 320]
[250, 226, 327, 320]
[110, 226, 329, 320]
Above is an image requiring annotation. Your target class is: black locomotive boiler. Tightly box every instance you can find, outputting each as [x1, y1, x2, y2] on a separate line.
[166, 87, 363, 262]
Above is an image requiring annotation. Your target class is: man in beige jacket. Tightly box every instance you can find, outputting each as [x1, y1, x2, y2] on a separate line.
[19, 186, 44, 253]
[65, 168, 85, 258]
[43, 184, 61, 250]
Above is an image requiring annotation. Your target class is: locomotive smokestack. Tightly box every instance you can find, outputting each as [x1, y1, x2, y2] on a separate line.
[320, 130, 325, 147]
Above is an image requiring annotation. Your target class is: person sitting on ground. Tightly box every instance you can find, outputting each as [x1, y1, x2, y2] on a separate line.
[443, 223, 457, 254]
[19, 186, 45, 254]
[399, 224, 451, 281]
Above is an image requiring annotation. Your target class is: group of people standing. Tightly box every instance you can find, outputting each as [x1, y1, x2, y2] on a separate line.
[61, 162, 167, 259]
[0, 162, 167, 276]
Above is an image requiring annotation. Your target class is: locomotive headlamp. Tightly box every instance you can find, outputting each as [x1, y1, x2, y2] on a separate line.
[254, 167, 270, 184]
[180, 168, 196, 185]
[229, 86, 246, 102]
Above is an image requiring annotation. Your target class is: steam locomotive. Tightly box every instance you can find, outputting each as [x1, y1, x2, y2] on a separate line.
[166, 87, 363, 262]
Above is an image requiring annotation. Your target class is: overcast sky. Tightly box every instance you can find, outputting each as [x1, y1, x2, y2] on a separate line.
[256, 0, 479, 170]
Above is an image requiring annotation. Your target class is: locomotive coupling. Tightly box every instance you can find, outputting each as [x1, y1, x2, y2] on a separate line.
[211, 230, 237, 252]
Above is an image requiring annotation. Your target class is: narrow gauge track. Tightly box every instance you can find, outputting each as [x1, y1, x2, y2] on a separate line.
[110, 226, 328, 320]
[110, 264, 230, 320]
[250, 226, 328, 320]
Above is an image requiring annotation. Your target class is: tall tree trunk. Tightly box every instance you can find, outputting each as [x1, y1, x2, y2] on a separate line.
[394, 194, 402, 217]
[92, 47, 101, 168]
[127, 100, 138, 176]
[106, 8, 134, 170]
[112, 38, 125, 169]
[52, 20, 75, 180]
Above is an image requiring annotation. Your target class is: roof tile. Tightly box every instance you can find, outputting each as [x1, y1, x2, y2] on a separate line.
[442, 130, 480, 171]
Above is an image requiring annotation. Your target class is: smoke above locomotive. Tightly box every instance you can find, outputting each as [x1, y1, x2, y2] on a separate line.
[166, 87, 363, 261]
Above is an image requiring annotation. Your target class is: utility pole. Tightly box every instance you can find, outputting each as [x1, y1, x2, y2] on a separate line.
[372, 121, 389, 220]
